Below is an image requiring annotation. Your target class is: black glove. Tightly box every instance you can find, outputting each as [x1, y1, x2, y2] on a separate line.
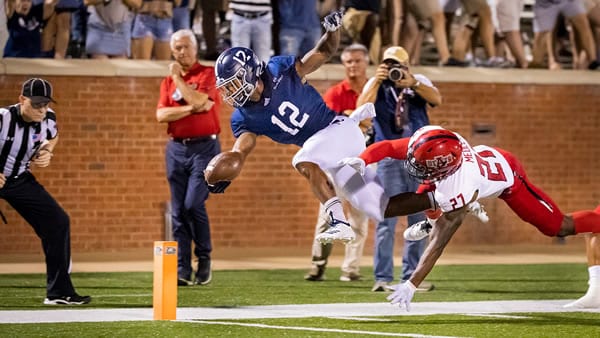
[208, 181, 231, 193]
[322, 10, 343, 32]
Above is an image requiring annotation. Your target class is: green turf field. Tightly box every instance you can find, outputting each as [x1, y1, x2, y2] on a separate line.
[1, 263, 599, 337]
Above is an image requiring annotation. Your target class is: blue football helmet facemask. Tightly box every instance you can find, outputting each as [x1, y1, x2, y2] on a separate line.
[215, 47, 264, 108]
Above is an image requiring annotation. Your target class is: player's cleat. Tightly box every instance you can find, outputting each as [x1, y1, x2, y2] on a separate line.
[403, 220, 433, 241]
[43, 294, 91, 305]
[339, 272, 361, 282]
[468, 201, 489, 223]
[371, 280, 391, 292]
[563, 282, 600, 309]
[315, 224, 355, 244]
[304, 264, 326, 281]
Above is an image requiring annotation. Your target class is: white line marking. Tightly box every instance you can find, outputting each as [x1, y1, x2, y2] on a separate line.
[463, 313, 531, 319]
[326, 316, 394, 322]
[1, 300, 599, 323]
[184, 319, 462, 338]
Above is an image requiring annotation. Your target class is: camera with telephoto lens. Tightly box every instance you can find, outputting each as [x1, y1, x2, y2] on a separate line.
[388, 67, 404, 81]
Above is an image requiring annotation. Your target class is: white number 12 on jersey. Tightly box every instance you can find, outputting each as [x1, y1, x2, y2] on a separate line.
[271, 101, 309, 135]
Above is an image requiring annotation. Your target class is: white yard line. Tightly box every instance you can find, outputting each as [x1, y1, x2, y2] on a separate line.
[184, 320, 460, 337]
[1, 300, 599, 324]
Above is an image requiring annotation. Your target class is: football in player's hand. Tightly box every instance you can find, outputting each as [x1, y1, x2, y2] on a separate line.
[204, 151, 243, 184]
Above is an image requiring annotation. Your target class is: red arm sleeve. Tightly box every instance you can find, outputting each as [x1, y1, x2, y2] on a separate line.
[359, 138, 410, 165]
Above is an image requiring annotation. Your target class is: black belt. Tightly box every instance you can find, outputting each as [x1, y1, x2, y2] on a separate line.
[233, 10, 269, 19]
[171, 135, 216, 145]
[5, 171, 31, 182]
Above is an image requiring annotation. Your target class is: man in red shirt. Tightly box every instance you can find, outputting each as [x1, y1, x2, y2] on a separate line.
[156, 29, 221, 286]
[304, 43, 372, 282]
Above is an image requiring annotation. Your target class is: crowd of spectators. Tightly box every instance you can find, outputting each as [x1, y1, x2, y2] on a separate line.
[1, 0, 599, 69]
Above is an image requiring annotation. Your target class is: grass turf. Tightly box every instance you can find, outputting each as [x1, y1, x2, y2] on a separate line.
[0, 263, 598, 337]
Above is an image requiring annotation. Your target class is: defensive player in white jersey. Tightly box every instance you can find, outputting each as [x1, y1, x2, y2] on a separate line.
[346, 125, 600, 310]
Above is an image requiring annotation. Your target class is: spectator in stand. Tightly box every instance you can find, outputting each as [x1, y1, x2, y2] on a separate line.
[530, 0, 599, 70]
[356, 46, 441, 292]
[84, 0, 141, 59]
[571, 0, 600, 69]
[442, 0, 504, 67]
[172, 0, 189, 31]
[156, 29, 221, 286]
[304, 44, 371, 282]
[5, 0, 57, 58]
[343, 0, 382, 63]
[0, 0, 7, 56]
[41, 0, 82, 58]
[399, 0, 451, 65]
[192, 0, 229, 60]
[493, 0, 528, 68]
[130, 0, 180, 60]
[278, 0, 321, 57]
[228, 0, 272, 62]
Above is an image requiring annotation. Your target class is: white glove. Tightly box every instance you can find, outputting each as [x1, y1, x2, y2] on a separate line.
[322, 10, 343, 32]
[338, 157, 365, 176]
[386, 281, 417, 311]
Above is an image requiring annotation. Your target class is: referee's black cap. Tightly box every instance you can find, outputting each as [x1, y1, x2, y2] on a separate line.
[21, 78, 57, 105]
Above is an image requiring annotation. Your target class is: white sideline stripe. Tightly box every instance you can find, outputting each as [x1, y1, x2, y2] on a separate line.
[326, 316, 394, 321]
[184, 319, 459, 338]
[1, 300, 599, 324]
[463, 313, 531, 319]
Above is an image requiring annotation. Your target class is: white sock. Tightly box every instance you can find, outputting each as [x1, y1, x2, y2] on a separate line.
[588, 266, 600, 282]
[324, 197, 348, 225]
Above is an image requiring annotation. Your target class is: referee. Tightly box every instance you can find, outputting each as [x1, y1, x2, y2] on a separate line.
[0, 78, 91, 305]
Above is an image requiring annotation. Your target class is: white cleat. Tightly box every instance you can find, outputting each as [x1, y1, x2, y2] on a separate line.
[563, 286, 600, 309]
[468, 201, 489, 223]
[403, 220, 432, 241]
[316, 224, 356, 244]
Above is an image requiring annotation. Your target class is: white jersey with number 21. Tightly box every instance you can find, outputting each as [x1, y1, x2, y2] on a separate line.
[434, 134, 515, 213]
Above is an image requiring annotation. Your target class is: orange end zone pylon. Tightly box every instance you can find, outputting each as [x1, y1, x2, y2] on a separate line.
[153, 241, 178, 320]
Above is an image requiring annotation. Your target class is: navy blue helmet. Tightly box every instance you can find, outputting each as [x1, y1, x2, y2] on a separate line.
[215, 47, 264, 107]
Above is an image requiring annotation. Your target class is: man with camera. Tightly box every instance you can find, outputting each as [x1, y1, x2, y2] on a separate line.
[356, 46, 442, 292]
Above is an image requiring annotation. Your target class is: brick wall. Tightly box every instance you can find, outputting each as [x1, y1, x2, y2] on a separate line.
[0, 74, 598, 256]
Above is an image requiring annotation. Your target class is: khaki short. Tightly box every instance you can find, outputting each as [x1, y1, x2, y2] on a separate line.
[496, 0, 523, 32]
[341, 7, 381, 63]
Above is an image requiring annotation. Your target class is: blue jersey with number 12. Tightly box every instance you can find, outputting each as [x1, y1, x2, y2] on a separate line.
[230, 56, 337, 147]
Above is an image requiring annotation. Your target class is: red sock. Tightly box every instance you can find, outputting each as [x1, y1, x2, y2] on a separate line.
[573, 209, 600, 234]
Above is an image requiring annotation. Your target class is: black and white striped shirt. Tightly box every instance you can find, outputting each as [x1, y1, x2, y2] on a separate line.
[0, 104, 58, 177]
[229, 0, 272, 13]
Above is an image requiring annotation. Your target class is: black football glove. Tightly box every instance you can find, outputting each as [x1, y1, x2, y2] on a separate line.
[322, 10, 343, 32]
[208, 181, 231, 193]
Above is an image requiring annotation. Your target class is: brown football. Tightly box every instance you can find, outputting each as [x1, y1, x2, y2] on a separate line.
[204, 151, 244, 184]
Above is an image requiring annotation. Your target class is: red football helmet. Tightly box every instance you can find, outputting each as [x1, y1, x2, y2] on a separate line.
[406, 126, 463, 182]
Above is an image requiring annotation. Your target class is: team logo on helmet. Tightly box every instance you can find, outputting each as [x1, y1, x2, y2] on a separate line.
[425, 154, 456, 170]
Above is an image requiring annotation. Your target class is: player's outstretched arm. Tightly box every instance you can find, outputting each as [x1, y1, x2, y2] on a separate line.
[232, 132, 257, 160]
[408, 206, 468, 288]
[297, 10, 342, 78]
[205, 132, 257, 193]
[360, 138, 410, 165]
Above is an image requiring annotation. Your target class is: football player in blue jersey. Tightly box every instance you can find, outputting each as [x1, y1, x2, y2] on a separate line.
[210, 10, 389, 244]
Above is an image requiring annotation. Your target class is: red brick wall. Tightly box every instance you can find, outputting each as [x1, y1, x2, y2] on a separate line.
[0, 75, 598, 255]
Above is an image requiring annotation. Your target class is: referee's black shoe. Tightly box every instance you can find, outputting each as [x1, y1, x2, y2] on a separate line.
[43, 294, 92, 305]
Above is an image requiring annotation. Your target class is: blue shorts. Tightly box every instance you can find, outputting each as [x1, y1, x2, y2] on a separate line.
[131, 13, 173, 41]
[86, 18, 132, 56]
